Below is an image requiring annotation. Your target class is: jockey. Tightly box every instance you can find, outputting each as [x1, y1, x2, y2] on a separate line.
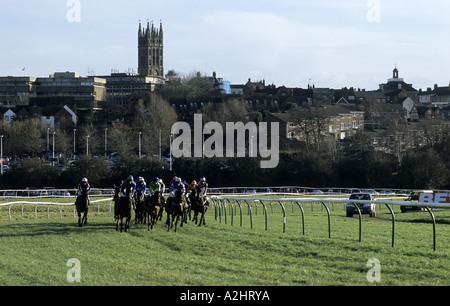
[135, 176, 147, 197]
[186, 180, 198, 204]
[77, 177, 91, 206]
[159, 179, 165, 196]
[121, 175, 136, 197]
[197, 177, 209, 205]
[187, 180, 198, 194]
[197, 177, 208, 197]
[77, 177, 90, 196]
[169, 177, 185, 198]
[148, 177, 161, 196]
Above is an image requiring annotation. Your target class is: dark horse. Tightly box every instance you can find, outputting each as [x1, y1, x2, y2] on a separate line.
[191, 190, 208, 227]
[134, 189, 145, 225]
[116, 184, 134, 232]
[76, 190, 89, 227]
[143, 191, 162, 231]
[165, 189, 185, 232]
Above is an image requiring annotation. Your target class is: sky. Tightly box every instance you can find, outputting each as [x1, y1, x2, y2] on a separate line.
[1, 0, 449, 90]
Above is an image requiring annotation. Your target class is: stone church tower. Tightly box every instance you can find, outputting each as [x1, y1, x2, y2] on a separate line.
[138, 20, 164, 77]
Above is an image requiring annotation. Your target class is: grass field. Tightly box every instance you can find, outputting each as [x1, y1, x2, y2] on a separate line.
[0, 198, 449, 286]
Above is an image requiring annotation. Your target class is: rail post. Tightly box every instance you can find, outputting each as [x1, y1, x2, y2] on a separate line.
[235, 199, 243, 227]
[226, 199, 234, 226]
[425, 207, 437, 251]
[295, 202, 305, 236]
[243, 200, 253, 229]
[321, 202, 331, 238]
[259, 200, 269, 231]
[277, 201, 286, 233]
[384, 204, 395, 248]
[8, 204, 13, 221]
[351, 203, 362, 243]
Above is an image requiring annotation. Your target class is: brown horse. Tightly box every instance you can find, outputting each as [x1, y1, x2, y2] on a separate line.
[143, 191, 161, 231]
[116, 184, 134, 232]
[191, 192, 208, 227]
[165, 189, 185, 232]
[76, 190, 89, 227]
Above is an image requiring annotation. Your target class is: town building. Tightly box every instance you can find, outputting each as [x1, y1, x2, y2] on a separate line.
[378, 67, 417, 103]
[138, 21, 164, 78]
[34, 72, 107, 111]
[418, 83, 450, 107]
[0, 76, 37, 108]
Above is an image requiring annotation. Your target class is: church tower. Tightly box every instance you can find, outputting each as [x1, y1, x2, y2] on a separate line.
[138, 20, 164, 77]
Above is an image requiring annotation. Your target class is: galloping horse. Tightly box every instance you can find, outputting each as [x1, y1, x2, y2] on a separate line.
[134, 189, 145, 225]
[76, 190, 89, 227]
[116, 184, 134, 232]
[191, 191, 208, 227]
[143, 190, 162, 231]
[165, 189, 185, 232]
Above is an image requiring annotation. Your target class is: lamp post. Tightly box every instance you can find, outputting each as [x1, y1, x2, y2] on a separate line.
[138, 132, 142, 158]
[105, 128, 108, 158]
[86, 135, 89, 157]
[0, 135, 3, 175]
[73, 129, 76, 155]
[169, 133, 173, 172]
[52, 132, 55, 166]
[47, 127, 50, 151]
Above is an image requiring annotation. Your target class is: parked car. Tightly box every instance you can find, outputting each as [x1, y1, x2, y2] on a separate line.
[378, 190, 395, 195]
[4, 191, 16, 197]
[362, 189, 379, 195]
[401, 190, 433, 213]
[346, 193, 376, 217]
[55, 190, 70, 197]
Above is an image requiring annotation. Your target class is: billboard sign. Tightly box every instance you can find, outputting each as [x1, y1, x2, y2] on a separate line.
[418, 192, 450, 205]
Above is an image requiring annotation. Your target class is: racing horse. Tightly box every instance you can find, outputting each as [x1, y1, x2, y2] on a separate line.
[116, 184, 134, 232]
[143, 190, 162, 231]
[165, 189, 185, 232]
[76, 189, 89, 227]
[134, 189, 146, 225]
[191, 190, 209, 227]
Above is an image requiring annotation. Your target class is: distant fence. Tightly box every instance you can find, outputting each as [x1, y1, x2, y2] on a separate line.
[0, 198, 113, 220]
[210, 195, 450, 251]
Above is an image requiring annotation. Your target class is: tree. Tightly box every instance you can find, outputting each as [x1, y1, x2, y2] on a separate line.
[288, 106, 328, 153]
[203, 98, 249, 126]
[398, 148, 449, 189]
[127, 92, 178, 157]
[1, 118, 45, 157]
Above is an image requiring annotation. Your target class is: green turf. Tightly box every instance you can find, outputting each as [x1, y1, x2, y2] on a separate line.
[0, 201, 448, 286]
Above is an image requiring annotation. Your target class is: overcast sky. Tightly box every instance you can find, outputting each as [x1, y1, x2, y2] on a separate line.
[1, 0, 449, 90]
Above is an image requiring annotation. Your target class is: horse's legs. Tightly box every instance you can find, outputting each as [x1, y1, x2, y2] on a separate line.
[83, 210, 88, 225]
[166, 214, 171, 231]
[174, 215, 179, 232]
[125, 216, 131, 232]
[115, 216, 119, 231]
[78, 211, 82, 227]
[147, 213, 153, 230]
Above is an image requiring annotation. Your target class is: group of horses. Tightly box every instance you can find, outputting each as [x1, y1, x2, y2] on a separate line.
[74, 185, 209, 233]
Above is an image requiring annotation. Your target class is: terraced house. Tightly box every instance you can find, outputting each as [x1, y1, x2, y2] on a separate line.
[265, 104, 365, 144]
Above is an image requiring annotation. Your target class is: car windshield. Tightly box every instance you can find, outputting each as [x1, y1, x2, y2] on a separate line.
[350, 194, 370, 200]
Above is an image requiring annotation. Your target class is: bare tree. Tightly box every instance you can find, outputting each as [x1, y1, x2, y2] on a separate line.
[288, 106, 328, 153]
